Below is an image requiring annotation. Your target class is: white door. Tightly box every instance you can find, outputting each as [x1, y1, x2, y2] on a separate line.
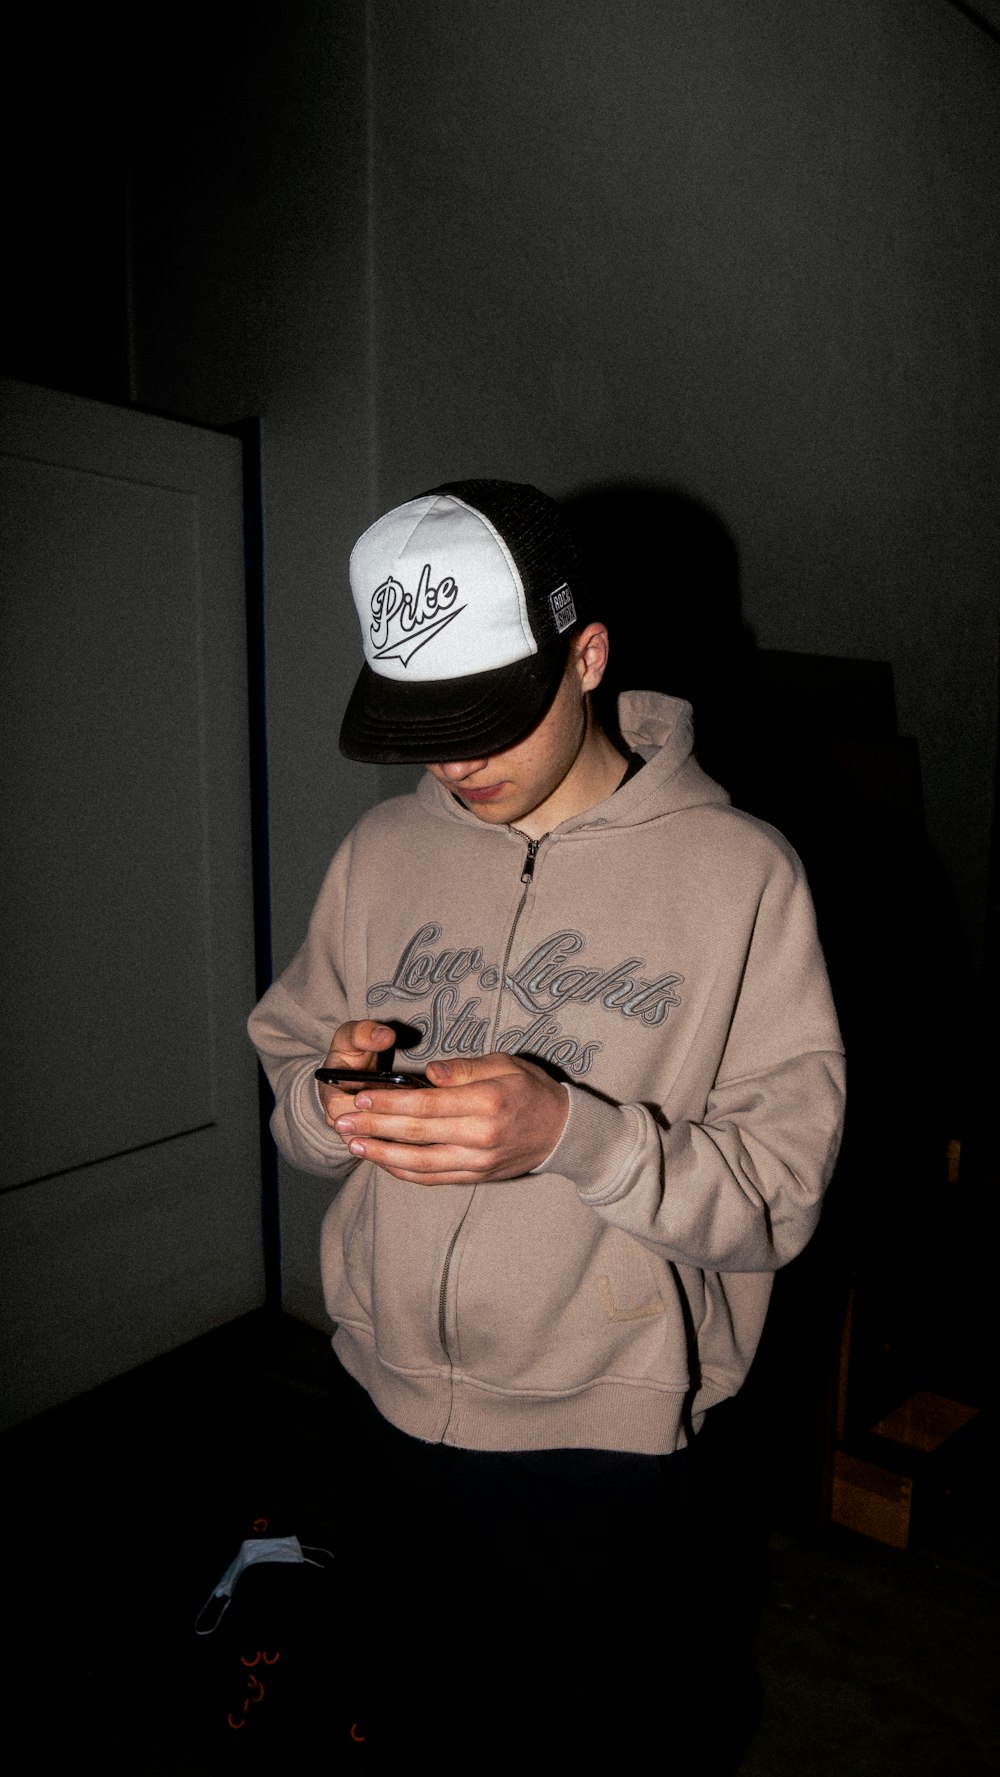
[0, 379, 264, 1427]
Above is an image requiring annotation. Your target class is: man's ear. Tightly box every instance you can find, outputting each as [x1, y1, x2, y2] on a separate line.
[573, 623, 610, 694]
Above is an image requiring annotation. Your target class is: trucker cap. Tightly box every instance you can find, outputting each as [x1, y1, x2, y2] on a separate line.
[338, 479, 585, 763]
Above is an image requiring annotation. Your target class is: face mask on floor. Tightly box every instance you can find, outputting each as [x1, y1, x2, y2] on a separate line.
[195, 1535, 334, 1634]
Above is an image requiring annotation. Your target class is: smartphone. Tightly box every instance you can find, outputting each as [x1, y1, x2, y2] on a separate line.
[315, 1067, 432, 1091]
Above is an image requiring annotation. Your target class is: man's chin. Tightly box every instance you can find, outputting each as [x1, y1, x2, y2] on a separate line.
[461, 796, 511, 822]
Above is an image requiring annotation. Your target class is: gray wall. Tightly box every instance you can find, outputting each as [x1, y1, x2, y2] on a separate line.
[132, 2, 378, 975]
[367, 0, 998, 964]
[130, 0, 999, 1319]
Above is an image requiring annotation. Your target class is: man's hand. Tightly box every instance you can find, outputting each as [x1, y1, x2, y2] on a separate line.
[329, 1052, 569, 1185]
[317, 1019, 397, 1141]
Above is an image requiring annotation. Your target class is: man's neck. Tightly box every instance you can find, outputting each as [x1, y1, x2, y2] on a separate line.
[515, 721, 628, 840]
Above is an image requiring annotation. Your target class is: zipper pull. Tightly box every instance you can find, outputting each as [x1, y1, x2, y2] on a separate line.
[521, 839, 540, 883]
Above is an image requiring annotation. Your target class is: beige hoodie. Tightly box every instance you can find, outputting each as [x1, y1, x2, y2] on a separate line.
[249, 692, 845, 1453]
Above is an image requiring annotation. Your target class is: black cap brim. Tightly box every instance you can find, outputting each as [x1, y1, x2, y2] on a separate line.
[338, 642, 568, 763]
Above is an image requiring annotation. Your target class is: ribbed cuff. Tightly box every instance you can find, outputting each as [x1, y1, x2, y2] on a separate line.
[534, 1084, 649, 1204]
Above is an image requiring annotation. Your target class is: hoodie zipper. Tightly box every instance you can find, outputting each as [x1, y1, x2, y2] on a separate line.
[486, 832, 545, 1051]
[438, 830, 545, 1364]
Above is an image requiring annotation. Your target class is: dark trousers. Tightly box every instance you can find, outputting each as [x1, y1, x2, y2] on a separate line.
[326, 1358, 752, 1771]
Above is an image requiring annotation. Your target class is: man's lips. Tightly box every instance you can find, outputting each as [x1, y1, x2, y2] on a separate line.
[459, 783, 507, 802]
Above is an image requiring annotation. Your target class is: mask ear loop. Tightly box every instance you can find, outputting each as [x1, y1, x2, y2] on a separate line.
[195, 1591, 232, 1636]
[194, 1541, 335, 1635]
[300, 1543, 336, 1569]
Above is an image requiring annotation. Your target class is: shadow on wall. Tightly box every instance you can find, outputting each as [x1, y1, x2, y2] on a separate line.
[562, 480, 751, 788]
[562, 481, 980, 1524]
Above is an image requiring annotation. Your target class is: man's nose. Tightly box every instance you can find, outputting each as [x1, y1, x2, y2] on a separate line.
[439, 758, 489, 781]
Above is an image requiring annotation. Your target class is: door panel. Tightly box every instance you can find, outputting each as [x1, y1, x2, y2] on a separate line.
[0, 381, 264, 1426]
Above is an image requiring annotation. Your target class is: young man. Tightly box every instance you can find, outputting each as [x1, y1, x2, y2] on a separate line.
[249, 480, 844, 1761]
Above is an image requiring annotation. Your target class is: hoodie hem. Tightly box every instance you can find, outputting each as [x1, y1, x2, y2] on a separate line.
[334, 1324, 695, 1454]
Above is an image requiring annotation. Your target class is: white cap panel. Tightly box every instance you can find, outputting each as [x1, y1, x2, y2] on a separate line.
[349, 495, 537, 683]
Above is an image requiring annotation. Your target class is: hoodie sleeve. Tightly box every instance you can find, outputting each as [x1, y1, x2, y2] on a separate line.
[247, 842, 359, 1182]
[537, 845, 846, 1273]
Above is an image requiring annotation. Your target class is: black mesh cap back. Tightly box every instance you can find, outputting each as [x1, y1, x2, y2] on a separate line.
[427, 479, 590, 649]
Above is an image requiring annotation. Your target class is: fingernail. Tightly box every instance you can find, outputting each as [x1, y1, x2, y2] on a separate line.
[349, 1140, 365, 1157]
[432, 1061, 451, 1081]
[371, 1025, 393, 1040]
[355, 1094, 372, 1110]
[335, 1117, 355, 1134]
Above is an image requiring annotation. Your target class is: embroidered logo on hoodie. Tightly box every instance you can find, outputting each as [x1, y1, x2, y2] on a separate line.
[368, 923, 684, 1077]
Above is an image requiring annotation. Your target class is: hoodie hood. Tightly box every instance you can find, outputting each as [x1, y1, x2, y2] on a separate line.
[416, 689, 731, 834]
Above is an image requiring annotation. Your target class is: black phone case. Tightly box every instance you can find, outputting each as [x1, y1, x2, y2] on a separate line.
[314, 1068, 431, 1089]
